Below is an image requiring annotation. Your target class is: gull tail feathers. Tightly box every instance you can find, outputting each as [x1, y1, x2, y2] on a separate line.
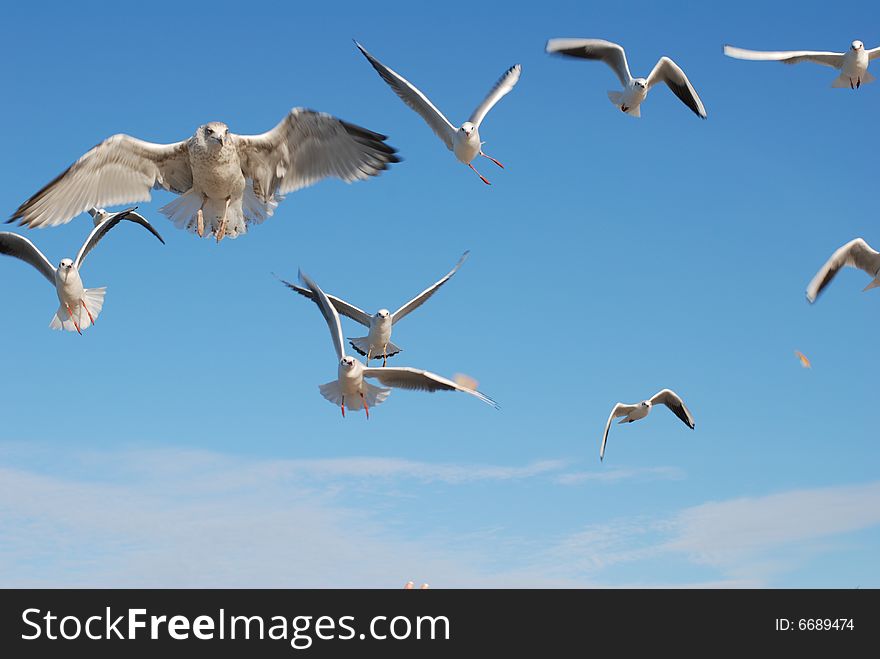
[348, 337, 402, 360]
[830, 72, 875, 88]
[862, 278, 880, 292]
[160, 194, 250, 240]
[607, 90, 624, 106]
[50, 288, 106, 332]
[160, 190, 203, 232]
[318, 380, 391, 411]
[242, 182, 280, 226]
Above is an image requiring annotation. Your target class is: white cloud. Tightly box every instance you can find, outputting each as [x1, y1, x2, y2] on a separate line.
[556, 466, 685, 485]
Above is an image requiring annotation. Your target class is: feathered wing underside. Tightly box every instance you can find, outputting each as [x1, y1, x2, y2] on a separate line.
[235, 107, 399, 200]
[468, 64, 522, 127]
[74, 208, 164, 270]
[649, 389, 695, 429]
[355, 42, 457, 149]
[298, 270, 347, 361]
[0, 232, 56, 284]
[723, 45, 844, 68]
[600, 403, 637, 461]
[647, 57, 708, 119]
[870, 47, 880, 61]
[10, 135, 192, 228]
[806, 238, 880, 303]
[545, 38, 633, 87]
[362, 366, 497, 407]
[392, 251, 469, 323]
[277, 278, 372, 327]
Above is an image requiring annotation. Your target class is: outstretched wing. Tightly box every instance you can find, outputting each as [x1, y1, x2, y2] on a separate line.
[362, 366, 497, 407]
[0, 232, 56, 284]
[545, 38, 633, 87]
[600, 402, 636, 461]
[392, 251, 469, 324]
[277, 277, 373, 327]
[74, 207, 165, 270]
[723, 45, 844, 68]
[806, 238, 880, 303]
[468, 64, 521, 127]
[298, 270, 346, 361]
[10, 135, 192, 228]
[646, 57, 708, 119]
[355, 41, 457, 149]
[236, 107, 399, 201]
[649, 389, 695, 429]
[869, 46, 880, 61]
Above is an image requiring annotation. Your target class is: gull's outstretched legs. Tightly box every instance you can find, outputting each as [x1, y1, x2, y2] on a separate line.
[66, 303, 81, 335]
[341, 396, 346, 418]
[468, 162, 491, 185]
[81, 300, 95, 326]
[215, 197, 231, 244]
[361, 392, 369, 420]
[480, 151, 504, 169]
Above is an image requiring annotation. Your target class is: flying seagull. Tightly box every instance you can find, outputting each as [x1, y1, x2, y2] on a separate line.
[297, 269, 497, 418]
[806, 238, 880, 303]
[0, 207, 164, 333]
[9, 108, 399, 242]
[724, 41, 880, 89]
[355, 41, 520, 185]
[279, 251, 469, 365]
[545, 38, 707, 119]
[600, 389, 695, 461]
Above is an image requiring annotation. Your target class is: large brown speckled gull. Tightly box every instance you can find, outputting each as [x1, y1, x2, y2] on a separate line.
[9, 109, 399, 243]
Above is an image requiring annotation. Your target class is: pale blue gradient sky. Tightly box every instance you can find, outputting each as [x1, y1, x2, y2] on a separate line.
[0, 0, 878, 587]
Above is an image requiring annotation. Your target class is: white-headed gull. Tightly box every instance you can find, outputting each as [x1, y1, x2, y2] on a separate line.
[0, 207, 164, 333]
[545, 38, 707, 119]
[724, 41, 880, 89]
[280, 251, 468, 365]
[10, 109, 399, 242]
[600, 389, 695, 461]
[296, 269, 497, 418]
[806, 238, 880, 303]
[355, 41, 520, 185]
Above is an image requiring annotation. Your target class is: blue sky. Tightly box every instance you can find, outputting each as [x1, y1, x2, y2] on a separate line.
[1, 0, 879, 587]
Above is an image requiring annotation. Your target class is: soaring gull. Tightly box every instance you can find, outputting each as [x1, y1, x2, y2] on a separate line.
[296, 269, 497, 418]
[545, 38, 707, 119]
[724, 40, 880, 89]
[806, 238, 880, 303]
[0, 207, 164, 333]
[280, 251, 469, 365]
[10, 109, 399, 242]
[600, 389, 695, 461]
[355, 41, 520, 185]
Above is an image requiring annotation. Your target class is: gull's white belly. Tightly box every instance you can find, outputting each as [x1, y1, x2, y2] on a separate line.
[453, 132, 480, 164]
[55, 269, 84, 305]
[368, 323, 392, 350]
[627, 405, 650, 422]
[189, 144, 246, 201]
[623, 86, 647, 108]
[842, 50, 869, 78]
[338, 366, 365, 397]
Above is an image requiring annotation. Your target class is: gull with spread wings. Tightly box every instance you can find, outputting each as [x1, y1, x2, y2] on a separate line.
[545, 38, 707, 119]
[10, 109, 399, 242]
[0, 207, 164, 333]
[806, 238, 880, 303]
[296, 269, 497, 418]
[355, 41, 520, 185]
[600, 389, 695, 461]
[280, 251, 468, 366]
[724, 40, 880, 89]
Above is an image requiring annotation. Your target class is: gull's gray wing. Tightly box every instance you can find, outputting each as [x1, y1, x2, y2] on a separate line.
[723, 45, 845, 68]
[74, 207, 165, 270]
[649, 389, 695, 429]
[545, 38, 633, 87]
[355, 41, 457, 149]
[298, 270, 346, 361]
[235, 107, 399, 202]
[10, 135, 192, 229]
[646, 57, 708, 119]
[806, 238, 880, 303]
[277, 278, 372, 327]
[600, 402, 637, 461]
[468, 64, 522, 127]
[0, 232, 56, 284]
[362, 366, 497, 407]
[869, 46, 880, 61]
[392, 251, 469, 324]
